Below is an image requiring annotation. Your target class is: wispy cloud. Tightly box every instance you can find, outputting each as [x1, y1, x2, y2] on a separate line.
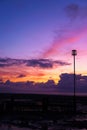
[0, 58, 25, 67]
[41, 27, 87, 58]
[17, 74, 26, 78]
[65, 3, 79, 20]
[41, 3, 87, 58]
[0, 58, 70, 69]
[65, 3, 87, 20]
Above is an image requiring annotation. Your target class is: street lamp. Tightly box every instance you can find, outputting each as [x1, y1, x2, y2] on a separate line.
[72, 50, 77, 114]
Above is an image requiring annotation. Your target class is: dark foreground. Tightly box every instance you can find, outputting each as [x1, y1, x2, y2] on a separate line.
[0, 93, 87, 130]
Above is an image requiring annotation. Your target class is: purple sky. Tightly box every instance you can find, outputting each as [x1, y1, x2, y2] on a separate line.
[0, 0, 87, 94]
[1, 0, 87, 58]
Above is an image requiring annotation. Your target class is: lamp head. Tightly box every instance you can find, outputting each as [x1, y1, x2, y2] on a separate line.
[72, 50, 77, 56]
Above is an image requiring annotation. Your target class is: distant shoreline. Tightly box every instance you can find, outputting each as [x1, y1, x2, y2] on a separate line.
[0, 92, 87, 97]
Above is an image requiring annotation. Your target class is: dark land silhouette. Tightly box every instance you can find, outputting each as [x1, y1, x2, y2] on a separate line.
[0, 93, 87, 129]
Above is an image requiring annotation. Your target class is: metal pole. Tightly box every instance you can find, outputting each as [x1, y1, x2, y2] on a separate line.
[72, 50, 77, 115]
[73, 54, 76, 114]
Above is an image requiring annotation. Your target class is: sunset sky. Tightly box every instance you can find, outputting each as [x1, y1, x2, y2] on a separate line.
[0, 0, 87, 85]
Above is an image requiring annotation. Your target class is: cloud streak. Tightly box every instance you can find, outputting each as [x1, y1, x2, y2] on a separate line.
[0, 58, 70, 69]
[41, 27, 87, 58]
[17, 74, 26, 78]
[41, 3, 87, 58]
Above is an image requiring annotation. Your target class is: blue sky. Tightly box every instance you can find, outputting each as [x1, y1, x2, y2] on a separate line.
[0, 0, 84, 58]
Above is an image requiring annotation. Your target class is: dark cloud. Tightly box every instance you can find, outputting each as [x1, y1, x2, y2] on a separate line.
[0, 58, 25, 67]
[0, 79, 57, 94]
[17, 74, 26, 78]
[0, 78, 3, 83]
[65, 3, 87, 21]
[0, 64, 7, 67]
[0, 58, 70, 69]
[0, 58, 8, 62]
[26, 59, 71, 68]
[65, 3, 79, 20]
[0, 74, 87, 94]
[27, 59, 53, 68]
[0, 58, 10, 67]
[54, 60, 70, 66]
[57, 73, 87, 93]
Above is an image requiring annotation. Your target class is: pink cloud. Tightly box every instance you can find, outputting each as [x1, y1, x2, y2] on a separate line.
[41, 27, 87, 58]
[40, 3, 87, 58]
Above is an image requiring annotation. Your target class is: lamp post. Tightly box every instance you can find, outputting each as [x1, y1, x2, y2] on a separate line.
[72, 50, 77, 114]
